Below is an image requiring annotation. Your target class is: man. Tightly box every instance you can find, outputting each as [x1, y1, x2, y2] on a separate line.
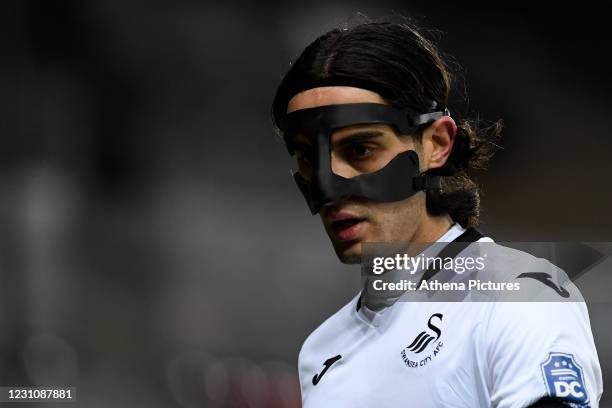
[271, 18, 602, 407]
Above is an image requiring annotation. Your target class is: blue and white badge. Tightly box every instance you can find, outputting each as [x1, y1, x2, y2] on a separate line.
[541, 352, 589, 406]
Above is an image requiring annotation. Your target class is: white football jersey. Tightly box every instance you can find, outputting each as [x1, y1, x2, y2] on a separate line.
[298, 224, 603, 407]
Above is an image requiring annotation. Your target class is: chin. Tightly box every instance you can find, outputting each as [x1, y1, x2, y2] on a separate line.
[333, 240, 363, 264]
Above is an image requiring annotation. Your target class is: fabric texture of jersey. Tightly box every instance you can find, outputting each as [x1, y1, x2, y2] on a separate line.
[298, 223, 603, 407]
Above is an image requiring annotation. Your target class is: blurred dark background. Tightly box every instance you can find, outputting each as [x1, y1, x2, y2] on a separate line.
[1, 0, 610, 406]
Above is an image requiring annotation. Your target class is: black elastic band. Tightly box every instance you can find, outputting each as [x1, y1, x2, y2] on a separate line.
[412, 175, 441, 191]
[356, 227, 484, 312]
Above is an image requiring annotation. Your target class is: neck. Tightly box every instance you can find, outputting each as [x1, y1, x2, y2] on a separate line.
[411, 213, 454, 243]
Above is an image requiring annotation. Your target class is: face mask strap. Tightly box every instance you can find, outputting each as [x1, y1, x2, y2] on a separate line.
[280, 103, 450, 155]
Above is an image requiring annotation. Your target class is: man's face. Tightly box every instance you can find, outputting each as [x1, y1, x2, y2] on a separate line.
[286, 86, 430, 264]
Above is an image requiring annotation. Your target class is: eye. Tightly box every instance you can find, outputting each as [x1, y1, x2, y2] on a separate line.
[345, 144, 376, 160]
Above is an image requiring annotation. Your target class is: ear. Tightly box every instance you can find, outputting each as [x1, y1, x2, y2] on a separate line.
[421, 116, 457, 171]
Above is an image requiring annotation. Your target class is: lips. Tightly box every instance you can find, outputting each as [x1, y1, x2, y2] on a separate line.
[328, 212, 366, 241]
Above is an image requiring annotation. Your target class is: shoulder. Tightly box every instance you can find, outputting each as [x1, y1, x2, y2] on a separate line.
[462, 242, 603, 405]
[478, 243, 594, 341]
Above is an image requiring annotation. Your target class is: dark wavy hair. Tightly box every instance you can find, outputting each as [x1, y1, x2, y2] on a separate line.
[271, 16, 502, 228]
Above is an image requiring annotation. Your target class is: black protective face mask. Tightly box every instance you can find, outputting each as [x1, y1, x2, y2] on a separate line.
[279, 102, 450, 214]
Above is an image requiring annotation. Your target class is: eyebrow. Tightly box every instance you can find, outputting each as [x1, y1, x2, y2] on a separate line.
[333, 130, 385, 149]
